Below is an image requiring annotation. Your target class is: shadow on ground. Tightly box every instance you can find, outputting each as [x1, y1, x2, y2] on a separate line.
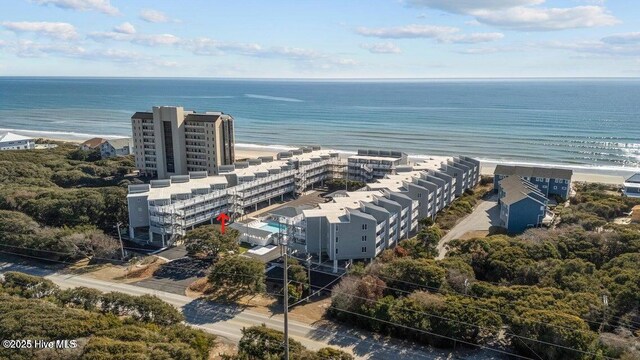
[182, 298, 244, 325]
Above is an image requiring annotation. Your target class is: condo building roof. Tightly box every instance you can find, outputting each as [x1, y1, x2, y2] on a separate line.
[494, 164, 573, 180]
[499, 176, 547, 206]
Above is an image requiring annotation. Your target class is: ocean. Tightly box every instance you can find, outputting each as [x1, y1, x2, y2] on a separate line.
[1, 77, 639, 173]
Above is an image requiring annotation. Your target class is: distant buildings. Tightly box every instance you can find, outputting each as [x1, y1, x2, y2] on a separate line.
[0, 132, 35, 151]
[347, 149, 408, 182]
[498, 176, 549, 233]
[494, 165, 573, 199]
[623, 173, 640, 198]
[80, 137, 132, 159]
[131, 106, 235, 179]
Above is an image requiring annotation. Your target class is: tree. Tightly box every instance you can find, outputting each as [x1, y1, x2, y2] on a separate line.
[208, 255, 266, 295]
[131, 294, 185, 326]
[0, 271, 59, 299]
[57, 286, 102, 310]
[378, 258, 446, 293]
[510, 310, 597, 360]
[237, 324, 305, 359]
[185, 225, 240, 260]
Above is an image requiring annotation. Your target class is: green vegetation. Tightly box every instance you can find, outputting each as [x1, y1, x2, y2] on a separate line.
[208, 255, 266, 296]
[0, 143, 135, 262]
[224, 325, 353, 360]
[436, 185, 492, 230]
[329, 183, 640, 359]
[325, 179, 366, 192]
[0, 272, 216, 360]
[185, 224, 240, 259]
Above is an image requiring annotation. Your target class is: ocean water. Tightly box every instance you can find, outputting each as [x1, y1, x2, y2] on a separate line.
[1, 77, 639, 171]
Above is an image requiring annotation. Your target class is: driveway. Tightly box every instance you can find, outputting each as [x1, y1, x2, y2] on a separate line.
[436, 195, 500, 259]
[132, 257, 210, 295]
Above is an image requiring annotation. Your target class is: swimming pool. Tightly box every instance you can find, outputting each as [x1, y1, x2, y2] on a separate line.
[257, 221, 287, 234]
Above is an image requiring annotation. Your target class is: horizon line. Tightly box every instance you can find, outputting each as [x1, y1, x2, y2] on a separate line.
[1, 75, 640, 81]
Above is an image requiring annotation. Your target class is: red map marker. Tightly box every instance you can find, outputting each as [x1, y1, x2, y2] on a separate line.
[217, 213, 230, 234]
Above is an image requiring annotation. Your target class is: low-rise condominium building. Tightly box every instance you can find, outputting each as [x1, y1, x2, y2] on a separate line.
[131, 106, 234, 179]
[494, 164, 573, 199]
[127, 147, 340, 246]
[498, 176, 549, 233]
[347, 149, 408, 182]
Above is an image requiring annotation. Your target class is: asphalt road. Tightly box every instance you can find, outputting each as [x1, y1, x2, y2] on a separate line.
[0, 261, 492, 360]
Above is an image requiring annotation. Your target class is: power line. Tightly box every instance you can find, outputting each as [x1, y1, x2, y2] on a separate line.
[324, 285, 617, 359]
[323, 261, 640, 329]
[328, 306, 535, 360]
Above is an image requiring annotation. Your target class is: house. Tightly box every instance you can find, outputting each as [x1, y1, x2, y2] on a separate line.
[101, 138, 132, 158]
[498, 176, 549, 234]
[0, 132, 35, 151]
[80, 137, 107, 151]
[80, 137, 131, 159]
[494, 165, 573, 200]
[623, 173, 640, 198]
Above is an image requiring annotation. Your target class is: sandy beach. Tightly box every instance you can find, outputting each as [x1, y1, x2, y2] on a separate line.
[12, 129, 636, 186]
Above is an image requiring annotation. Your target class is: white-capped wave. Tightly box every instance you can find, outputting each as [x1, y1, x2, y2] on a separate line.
[0, 128, 128, 140]
[244, 94, 303, 102]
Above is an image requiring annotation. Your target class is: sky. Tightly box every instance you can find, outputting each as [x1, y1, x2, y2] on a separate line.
[0, 0, 639, 78]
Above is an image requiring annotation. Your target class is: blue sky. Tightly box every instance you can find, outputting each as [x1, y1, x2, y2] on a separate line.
[1, 0, 639, 78]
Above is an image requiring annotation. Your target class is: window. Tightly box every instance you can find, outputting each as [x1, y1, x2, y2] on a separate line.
[361, 247, 367, 253]
[553, 186, 557, 190]
[361, 235, 367, 242]
[418, 193, 422, 198]
[335, 249, 338, 254]
[335, 237, 338, 243]
[335, 225, 339, 232]
[362, 224, 367, 230]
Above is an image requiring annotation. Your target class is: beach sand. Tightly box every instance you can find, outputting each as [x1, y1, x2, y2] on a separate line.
[26, 131, 635, 186]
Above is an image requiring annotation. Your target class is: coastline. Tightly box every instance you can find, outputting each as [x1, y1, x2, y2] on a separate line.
[8, 128, 637, 185]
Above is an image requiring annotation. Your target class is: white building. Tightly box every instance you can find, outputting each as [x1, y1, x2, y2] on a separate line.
[0, 132, 35, 151]
[127, 147, 340, 247]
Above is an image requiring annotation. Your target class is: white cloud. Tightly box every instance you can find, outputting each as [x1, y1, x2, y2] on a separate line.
[10, 40, 87, 57]
[113, 22, 136, 35]
[1, 21, 78, 40]
[360, 42, 402, 54]
[31, 0, 119, 16]
[546, 39, 640, 57]
[406, 0, 619, 31]
[356, 24, 458, 39]
[406, 0, 544, 13]
[181, 37, 357, 68]
[132, 34, 181, 46]
[473, 6, 619, 30]
[448, 32, 505, 43]
[139, 9, 171, 23]
[602, 32, 640, 45]
[356, 24, 503, 44]
[88, 30, 180, 47]
[4, 39, 177, 68]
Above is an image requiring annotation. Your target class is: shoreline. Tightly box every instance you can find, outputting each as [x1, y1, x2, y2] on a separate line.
[6, 128, 637, 185]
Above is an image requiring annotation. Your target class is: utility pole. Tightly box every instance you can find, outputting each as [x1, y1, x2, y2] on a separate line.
[600, 294, 608, 333]
[306, 254, 312, 302]
[115, 222, 125, 260]
[282, 233, 290, 360]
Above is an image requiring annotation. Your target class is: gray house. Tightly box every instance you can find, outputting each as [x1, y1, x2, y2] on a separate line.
[498, 176, 548, 233]
[494, 165, 572, 200]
